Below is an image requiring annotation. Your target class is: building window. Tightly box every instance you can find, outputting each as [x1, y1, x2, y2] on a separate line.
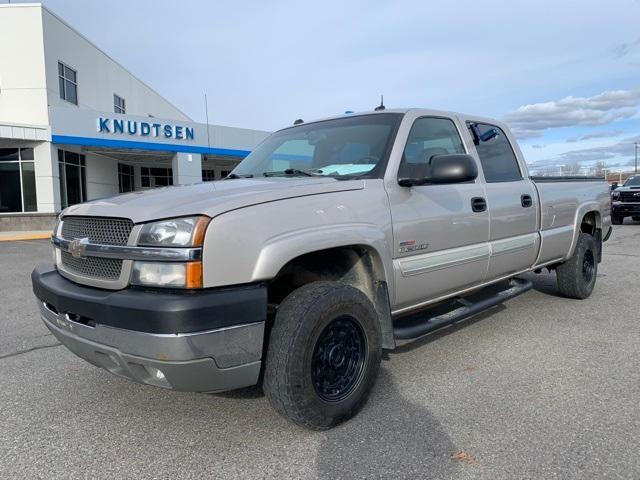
[58, 62, 78, 105]
[202, 169, 216, 181]
[114, 94, 126, 114]
[0, 148, 37, 213]
[141, 167, 173, 188]
[202, 169, 231, 181]
[58, 150, 86, 209]
[118, 163, 134, 193]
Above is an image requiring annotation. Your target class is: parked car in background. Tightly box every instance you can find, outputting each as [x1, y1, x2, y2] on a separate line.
[32, 108, 612, 429]
[611, 175, 640, 224]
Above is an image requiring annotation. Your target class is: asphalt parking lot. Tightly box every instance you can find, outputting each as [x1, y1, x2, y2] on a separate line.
[1, 226, 639, 480]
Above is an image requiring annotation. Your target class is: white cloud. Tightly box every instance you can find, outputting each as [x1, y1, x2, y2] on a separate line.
[527, 134, 640, 171]
[511, 129, 544, 140]
[504, 88, 640, 138]
[581, 129, 625, 140]
[565, 129, 625, 142]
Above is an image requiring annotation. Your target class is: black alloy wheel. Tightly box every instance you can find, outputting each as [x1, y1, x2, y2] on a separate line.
[311, 315, 367, 403]
[263, 281, 382, 430]
[582, 249, 595, 285]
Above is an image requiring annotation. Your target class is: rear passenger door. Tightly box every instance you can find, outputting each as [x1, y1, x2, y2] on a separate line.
[466, 121, 539, 279]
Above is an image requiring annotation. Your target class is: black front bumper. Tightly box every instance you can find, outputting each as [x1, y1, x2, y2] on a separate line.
[612, 203, 640, 216]
[31, 263, 267, 334]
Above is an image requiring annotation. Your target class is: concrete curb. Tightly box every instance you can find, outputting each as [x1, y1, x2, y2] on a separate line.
[0, 232, 51, 242]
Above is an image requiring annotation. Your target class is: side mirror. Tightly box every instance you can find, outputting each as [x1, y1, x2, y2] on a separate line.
[398, 154, 478, 187]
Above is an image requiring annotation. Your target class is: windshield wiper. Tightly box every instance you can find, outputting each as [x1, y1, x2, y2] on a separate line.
[224, 173, 254, 179]
[263, 168, 321, 177]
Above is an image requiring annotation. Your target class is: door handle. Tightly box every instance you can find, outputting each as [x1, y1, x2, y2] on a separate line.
[521, 194, 533, 208]
[471, 197, 487, 212]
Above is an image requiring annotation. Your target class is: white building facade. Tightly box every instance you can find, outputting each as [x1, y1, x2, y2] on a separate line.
[0, 3, 269, 231]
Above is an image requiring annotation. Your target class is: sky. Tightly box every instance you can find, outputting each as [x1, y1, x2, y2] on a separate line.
[14, 0, 640, 173]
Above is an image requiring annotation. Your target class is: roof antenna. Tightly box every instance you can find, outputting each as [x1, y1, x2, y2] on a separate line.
[374, 95, 385, 111]
[293, 118, 304, 125]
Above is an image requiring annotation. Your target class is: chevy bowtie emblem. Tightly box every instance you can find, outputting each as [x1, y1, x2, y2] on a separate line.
[634, 192, 640, 197]
[68, 237, 89, 258]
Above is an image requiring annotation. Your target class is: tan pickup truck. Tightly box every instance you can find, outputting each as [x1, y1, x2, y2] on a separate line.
[32, 108, 612, 429]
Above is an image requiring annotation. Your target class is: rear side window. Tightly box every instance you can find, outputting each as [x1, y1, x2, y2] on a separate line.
[399, 117, 465, 178]
[469, 122, 522, 182]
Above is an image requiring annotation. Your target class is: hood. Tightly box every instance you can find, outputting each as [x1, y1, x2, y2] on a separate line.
[615, 185, 640, 192]
[63, 177, 365, 223]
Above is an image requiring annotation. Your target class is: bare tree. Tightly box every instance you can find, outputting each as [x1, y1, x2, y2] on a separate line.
[593, 161, 607, 176]
[564, 162, 582, 175]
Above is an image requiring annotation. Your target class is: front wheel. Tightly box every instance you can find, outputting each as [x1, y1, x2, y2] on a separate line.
[612, 215, 624, 225]
[556, 233, 598, 299]
[263, 281, 382, 430]
[632, 216, 640, 222]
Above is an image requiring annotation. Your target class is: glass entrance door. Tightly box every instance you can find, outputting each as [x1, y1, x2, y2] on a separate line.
[58, 150, 86, 209]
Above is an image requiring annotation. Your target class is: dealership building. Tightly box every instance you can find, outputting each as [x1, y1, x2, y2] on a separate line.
[0, 3, 269, 231]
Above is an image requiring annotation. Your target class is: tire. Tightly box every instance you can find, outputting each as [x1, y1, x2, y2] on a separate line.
[632, 216, 640, 222]
[612, 215, 624, 225]
[556, 233, 598, 299]
[263, 281, 382, 430]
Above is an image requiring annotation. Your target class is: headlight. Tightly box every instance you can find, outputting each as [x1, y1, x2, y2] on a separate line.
[131, 262, 202, 289]
[133, 216, 208, 288]
[138, 216, 210, 247]
[612, 191, 620, 200]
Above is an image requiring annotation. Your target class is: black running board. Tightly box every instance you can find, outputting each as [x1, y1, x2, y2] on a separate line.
[393, 278, 533, 340]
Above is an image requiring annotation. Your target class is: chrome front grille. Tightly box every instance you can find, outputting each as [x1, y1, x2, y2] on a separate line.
[61, 216, 133, 246]
[59, 216, 134, 285]
[60, 251, 123, 280]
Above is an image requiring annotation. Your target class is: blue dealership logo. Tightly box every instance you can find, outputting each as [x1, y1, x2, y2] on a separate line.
[97, 117, 195, 141]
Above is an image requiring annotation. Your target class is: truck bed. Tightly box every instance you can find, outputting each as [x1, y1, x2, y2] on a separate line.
[531, 176, 611, 267]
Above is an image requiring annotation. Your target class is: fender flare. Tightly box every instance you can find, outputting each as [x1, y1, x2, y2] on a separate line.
[566, 201, 601, 259]
[251, 223, 396, 348]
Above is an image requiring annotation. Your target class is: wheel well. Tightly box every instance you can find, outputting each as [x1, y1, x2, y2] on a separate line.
[580, 211, 600, 236]
[580, 211, 603, 262]
[267, 245, 395, 349]
[268, 245, 385, 305]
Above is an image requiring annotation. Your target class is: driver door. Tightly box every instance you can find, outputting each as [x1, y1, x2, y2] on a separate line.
[387, 116, 490, 311]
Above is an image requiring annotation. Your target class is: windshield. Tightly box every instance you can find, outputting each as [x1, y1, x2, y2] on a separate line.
[623, 176, 640, 186]
[231, 113, 402, 179]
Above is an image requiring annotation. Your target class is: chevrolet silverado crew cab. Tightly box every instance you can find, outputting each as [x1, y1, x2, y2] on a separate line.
[611, 175, 640, 224]
[32, 108, 612, 430]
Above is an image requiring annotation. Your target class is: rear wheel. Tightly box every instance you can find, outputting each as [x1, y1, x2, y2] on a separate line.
[263, 281, 382, 430]
[612, 215, 624, 225]
[556, 233, 598, 299]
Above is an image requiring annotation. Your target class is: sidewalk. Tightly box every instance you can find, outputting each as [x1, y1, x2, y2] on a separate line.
[0, 231, 51, 242]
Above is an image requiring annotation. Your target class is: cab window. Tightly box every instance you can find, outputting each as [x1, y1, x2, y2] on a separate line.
[469, 122, 522, 183]
[398, 117, 466, 178]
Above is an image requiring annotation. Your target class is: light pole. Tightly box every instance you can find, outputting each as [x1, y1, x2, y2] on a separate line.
[635, 142, 638, 174]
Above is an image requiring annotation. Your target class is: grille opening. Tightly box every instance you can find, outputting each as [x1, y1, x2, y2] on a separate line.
[620, 192, 640, 203]
[61, 216, 133, 246]
[44, 302, 58, 314]
[58, 216, 133, 284]
[61, 251, 123, 280]
[65, 312, 96, 328]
